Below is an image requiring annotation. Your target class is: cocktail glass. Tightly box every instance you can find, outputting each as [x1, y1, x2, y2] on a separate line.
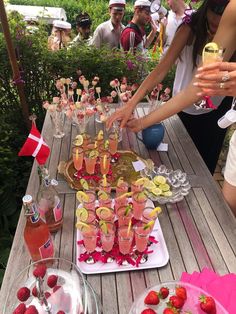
[77, 209, 96, 224]
[134, 221, 151, 253]
[72, 146, 84, 171]
[114, 194, 128, 214]
[108, 132, 118, 155]
[118, 225, 134, 255]
[50, 110, 65, 139]
[96, 207, 115, 222]
[98, 193, 112, 208]
[142, 207, 159, 231]
[132, 192, 147, 220]
[84, 150, 98, 175]
[82, 191, 96, 211]
[116, 181, 129, 197]
[99, 179, 111, 193]
[117, 205, 133, 227]
[99, 152, 111, 175]
[100, 222, 115, 252]
[131, 181, 144, 193]
[81, 223, 98, 253]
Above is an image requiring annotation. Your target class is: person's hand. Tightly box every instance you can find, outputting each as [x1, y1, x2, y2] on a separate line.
[194, 62, 236, 97]
[106, 102, 134, 129]
[150, 18, 158, 33]
[126, 118, 143, 133]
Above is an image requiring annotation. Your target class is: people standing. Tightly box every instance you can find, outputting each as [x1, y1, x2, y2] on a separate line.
[48, 20, 72, 51]
[69, 12, 92, 46]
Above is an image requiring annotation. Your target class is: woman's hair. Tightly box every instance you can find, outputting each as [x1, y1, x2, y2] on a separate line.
[187, 0, 229, 67]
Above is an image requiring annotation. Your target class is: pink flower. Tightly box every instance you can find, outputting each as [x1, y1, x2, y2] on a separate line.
[110, 80, 116, 88]
[110, 91, 117, 98]
[52, 97, 60, 103]
[43, 101, 50, 109]
[107, 96, 113, 103]
[157, 83, 163, 91]
[81, 94, 88, 102]
[164, 87, 171, 94]
[120, 83, 127, 92]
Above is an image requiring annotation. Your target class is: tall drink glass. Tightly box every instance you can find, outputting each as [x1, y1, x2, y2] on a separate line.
[84, 150, 98, 175]
[99, 152, 111, 175]
[100, 222, 115, 252]
[134, 221, 151, 253]
[81, 223, 97, 253]
[132, 192, 147, 220]
[82, 191, 96, 211]
[72, 147, 84, 171]
[108, 132, 118, 155]
[117, 206, 133, 227]
[118, 225, 134, 255]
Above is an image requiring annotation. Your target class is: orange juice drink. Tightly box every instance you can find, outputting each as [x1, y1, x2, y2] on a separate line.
[99, 152, 111, 175]
[109, 132, 118, 155]
[81, 223, 97, 253]
[83, 191, 96, 211]
[72, 147, 84, 171]
[117, 205, 133, 227]
[84, 149, 98, 174]
[100, 222, 115, 252]
[132, 192, 147, 220]
[134, 222, 151, 252]
[118, 226, 134, 255]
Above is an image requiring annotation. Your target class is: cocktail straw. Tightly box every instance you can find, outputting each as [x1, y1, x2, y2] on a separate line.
[75, 148, 79, 161]
[103, 174, 107, 186]
[127, 219, 132, 236]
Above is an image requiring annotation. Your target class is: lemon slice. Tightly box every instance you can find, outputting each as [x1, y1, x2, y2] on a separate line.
[153, 175, 166, 185]
[162, 191, 173, 197]
[76, 191, 89, 202]
[80, 179, 89, 190]
[159, 183, 170, 192]
[97, 130, 104, 140]
[99, 220, 108, 234]
[116, 191, 133, 200]
[144, 180, 156, 190]
[89, 150, 98, 158]
[150, 187, 162, 196]
[98, 190, 109, 200]
[135, 177, 147, 185]
[76, 221, 90, 231]
[124, 204, 132, 216]
[76, 207, 89, 221]
[117, 177, 124, 187]
[74, 135, 83, 146]
[150, 207, 162, 217]
[143, 220, 155, 230]
[104, 140, 109, 149]
[96, 207, 111, 219]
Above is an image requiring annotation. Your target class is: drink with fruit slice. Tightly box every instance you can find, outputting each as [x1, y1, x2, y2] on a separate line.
[131, 180, 144, 193]
[98, 191, 112, 208]
[96, 207, 115, 222]
[80, 223, 98, 253]
[72, 146, 84, 171]
[117, 205, 133, 227]
[76, 208, 96, 224]
[134, 221, 152, 252]
[116, 179, 129, 197]
[114, 193, 129, 213]
[99, 152, 111, 175]
[84, 150, 98, 175]
[100, 221, 115, 252]
[118, 225, 134, 255]
[108, 132, 118, 155]
[142, 206, 161, 231]
[132, 192, 147, 220]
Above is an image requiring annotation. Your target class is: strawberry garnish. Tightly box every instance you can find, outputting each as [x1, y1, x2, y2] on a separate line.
[57, 311, 66, 314]
[169, 295, 185, 309]
[17, 287, 30, 302]
[33, 264, 47, 278]
[144, 290, 160, 305]
[32, 286, 38, 297]
[175, 286, 187, 301]
[163, 308, 178, 314]
[159, 287, 169, 299]
[141, 309, 156, 314]
[13, 303, 26, 314]
[45, 291, 51, 299]
[53, 285, 62, 293]
[47, 274, 58, 288]
[199, 295, 216, 314]
[24, 305, 39, 314]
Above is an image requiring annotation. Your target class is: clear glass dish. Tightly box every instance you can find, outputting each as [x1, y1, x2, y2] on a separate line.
[140, 165, 191, 204]
[129, 281, 228, 314]
[3, 257, 100, 314]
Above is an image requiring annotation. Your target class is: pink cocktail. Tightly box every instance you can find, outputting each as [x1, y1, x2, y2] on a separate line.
[134, 222, 151, 252]
[116, 181, 129, 197]
[114, 195, 128, 214]
[81, 223, 97, 253]
[109, 132, 118, 155]
[142, 207, 159, 231]
[99, 152, 111, 175]
[118, 226, 134, 255]
[100, 222, 115, 252]
[72, 147, 84, 171]
[98, 193, 112, 208]
[131, 181, 144, 193]
[84, 150, 97, 174]
[97, 207, 115, 222]
[117, 206, 133, 227]
[83, 191, 96, 211]
[132, 192, 147, 220]
[82, 133, 91, 150]
[99, 179, 111, 193]
[77, 209, 96, 224]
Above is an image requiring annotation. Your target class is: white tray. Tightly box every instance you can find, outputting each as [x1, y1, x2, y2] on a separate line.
[76, 200, 169, 274]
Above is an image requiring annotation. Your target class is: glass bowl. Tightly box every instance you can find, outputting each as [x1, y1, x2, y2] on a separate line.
[129, 281, 228, 314]
[3, 257, 100, 314]
[140, 165, 191, 204]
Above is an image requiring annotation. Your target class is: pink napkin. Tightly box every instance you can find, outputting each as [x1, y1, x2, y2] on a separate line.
[180, 268, 236, 314]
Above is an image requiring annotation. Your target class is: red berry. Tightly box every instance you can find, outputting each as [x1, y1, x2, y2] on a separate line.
[17, 287, 30, 302]
[45, 291, 51, 299]
[53, 285, 62, 293]
[163, 309, 177, 314]
[57, 311, 65, 314]
[169, 295, 185, 309]
[141, 309, 156, 314]
[25, 305, 39, 314]
[199, 295, 216, 314]
[13, 303, 26, 314]
[175, 286, 187, 301]
[33, 264, 47, 278]
[47, 274, 58, 288]
[144, 290, 160, 305]
[159, 287, 169, 299]
[32, 286, 38, 297]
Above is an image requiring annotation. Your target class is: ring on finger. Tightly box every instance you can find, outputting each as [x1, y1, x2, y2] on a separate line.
[222, 72, 230, 82]
[219, 82, 225, 89]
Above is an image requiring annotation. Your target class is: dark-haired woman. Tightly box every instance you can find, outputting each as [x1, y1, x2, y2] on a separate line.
[107, 0, 230, 174]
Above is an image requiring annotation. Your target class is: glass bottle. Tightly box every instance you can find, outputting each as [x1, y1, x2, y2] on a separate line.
[23, 195, 54, 262]
[37, 168, 63, 233]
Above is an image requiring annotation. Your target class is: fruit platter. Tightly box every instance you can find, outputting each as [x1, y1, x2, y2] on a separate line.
[140, 165, 191, 204]
[129, 281, 228, 314]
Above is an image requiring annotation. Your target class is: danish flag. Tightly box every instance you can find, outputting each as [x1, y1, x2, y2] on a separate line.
[18, 122, 50, 165]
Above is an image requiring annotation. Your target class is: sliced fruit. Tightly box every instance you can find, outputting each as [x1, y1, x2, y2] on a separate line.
[89, 150, 99, 158]
[104, 140, 109, 149]
[124, 204, 132, 216]
[202, 42, 220, 64]
[76, 191, 89, 202]
[150, 187, 162, 196]
[97, 130, 104, 140]
[74, 134, 83, 146]
[150, 207, 162, 217]
[162, 191, 172, 197]
[117, 177, 124, 187]
[76, 207, 89, 222]
[136, 191, 146, 201]
[144, 180, 156, 190]
[76, 221, 90, 231]
[116, 191, 133, 200]
[159, 183, 170, 192]
[98, 190, 109, 200]
[99, 220, 108, 234]
[144, 221, 155, 230]
[96, 207, 111, 219]
[153, 175, 166, 185]
[80, 178, 89, 190]
[135, 177, 148, 185]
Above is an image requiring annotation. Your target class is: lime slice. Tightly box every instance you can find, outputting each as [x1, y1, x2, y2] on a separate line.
[116, 192, 133, 200]
[144, 180, 156, 190]
[99, 220, 108, 234]
[89, 150, 98, 158]
[162, 191, 173, 197]
[76, 207, 89, 221]
[76, 191, 89, 202]
[97, 130, 104, 140]
[159, 183, 170, 192]
[74, 135, 83, 146]
[76, 221, 90, 231]
[150, 207, 162, 217]
[153, 175, 166, 185]
[124, 205, 132, 216]
[117, 177, 124, 187]
[80, 179, 89, 190]
[98, 190, 109, 200]
[96, 207, 111, 219]
[104, 140, 109, 149]
[143, 220, 155, 230]
[150, 187, 162, 196]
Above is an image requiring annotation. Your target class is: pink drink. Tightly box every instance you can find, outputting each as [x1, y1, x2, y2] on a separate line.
[100, 222, 115, 252]
[114, 195, 128, 214]
[72, 147, 84, 171]
[142, 207, 158, 231]
[99, 152, 111, 175]
[97, 138, 104, 152]
[83, 191, 96, 211]
[97, 208, 115, 222]
[98, 194, 112, 208]
[132, 192, 147, 220]
[84, 150, 97, 174]
[109, 132, 118, 155]
[131, 181, 144, 193]
[99, 180, 112, 193]
[134, 222, 151, 252]
[117, 206, 133, 227]
[118, 226, 134, 255]
[81, 224, 97, 253]
[116, 181, 129, 197]
[78, 209, 96, 224]
[82, 133, 91, 150]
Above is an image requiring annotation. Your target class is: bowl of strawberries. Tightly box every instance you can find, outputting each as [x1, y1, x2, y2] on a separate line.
[129, 281, 228, 314]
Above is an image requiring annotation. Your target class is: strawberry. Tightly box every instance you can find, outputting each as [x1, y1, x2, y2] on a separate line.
[159, 287, 169, 299]
[17, 287, 31, 301]
[24, 305, 39, 314]
[175, 286, 187, 301]
[32, 286, 38, 297]
[141, 309, 156, 314]
[33, 264, 47, 278]
[199, 295, 216, 314]
[163, 309, 178, 314]
[45, 291, 51, 299]
[53, 285, 62, 293]
[57, 311, 65, 314]
[47, 274, 58, 288]
[144, 290, 160, 305]
[169, 295, 185, 309]
[13, 303, 26, 314]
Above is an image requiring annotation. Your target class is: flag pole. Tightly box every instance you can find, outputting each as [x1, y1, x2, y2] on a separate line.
[0, 0, 30, 129]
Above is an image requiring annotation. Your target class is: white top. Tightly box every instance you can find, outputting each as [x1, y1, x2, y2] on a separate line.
[90, 20, 125, 49]
[173, 44, 224, 115]
[224, 130, 236, 186]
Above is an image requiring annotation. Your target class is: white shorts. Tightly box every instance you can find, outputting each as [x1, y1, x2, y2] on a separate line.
[224, 130, 236, 187]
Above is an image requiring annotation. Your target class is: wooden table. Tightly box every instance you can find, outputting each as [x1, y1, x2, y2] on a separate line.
[1, 104, 236, 313]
